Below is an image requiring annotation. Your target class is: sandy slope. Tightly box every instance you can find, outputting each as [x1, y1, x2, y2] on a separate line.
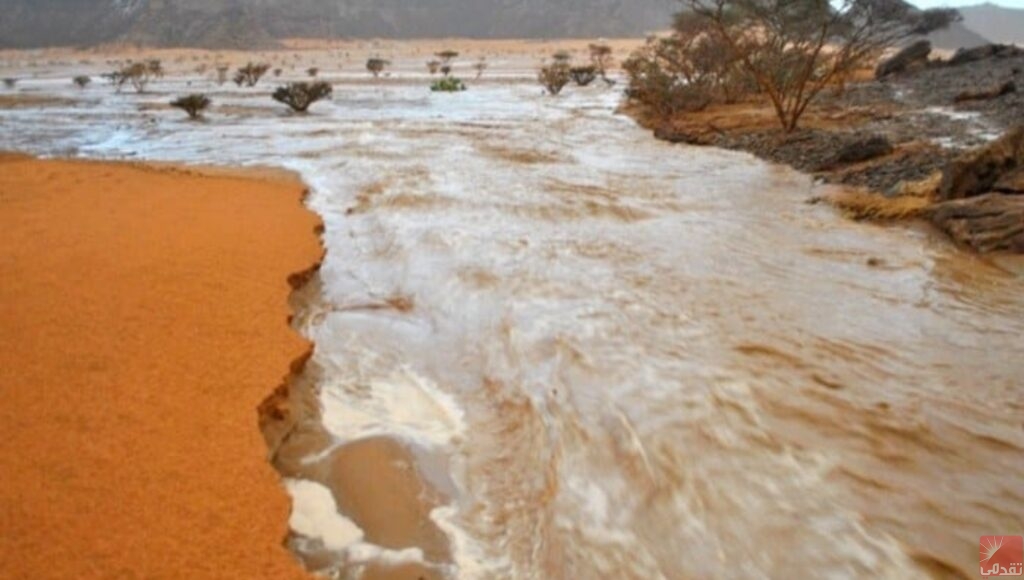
[0, 155, 320, 579]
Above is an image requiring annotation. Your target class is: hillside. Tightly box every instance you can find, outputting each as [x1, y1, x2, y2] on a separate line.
[0, 0, 677, 49]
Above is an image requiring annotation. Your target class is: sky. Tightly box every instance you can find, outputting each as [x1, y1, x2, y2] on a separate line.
[907, 0, 1024, 6]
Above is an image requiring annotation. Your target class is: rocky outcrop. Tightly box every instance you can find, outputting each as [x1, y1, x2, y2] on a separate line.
[876, 41, 932, 79]
[938, 126, 1024, 201]
[994, 167, 1024, 194]
[953, 80, 1016, 103]
[947, 44, 1024, 67]
[926, 193, 1024, 252]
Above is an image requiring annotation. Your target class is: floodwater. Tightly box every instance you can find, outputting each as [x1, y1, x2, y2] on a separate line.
[2, 58, 1022, 579]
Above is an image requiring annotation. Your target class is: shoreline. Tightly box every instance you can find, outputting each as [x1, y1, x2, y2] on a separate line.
[627, 46, 1024, 253]
[0, 154, 321, 578]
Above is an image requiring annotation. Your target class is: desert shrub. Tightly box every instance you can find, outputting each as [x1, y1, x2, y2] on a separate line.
[623, 49, 712, 118]
[427, 60, 441, 75]
[170, 94, 211, 120]
[552, 50, 572, 64]
[234, 62, 270, 87]
[570, 65, 598, 86]
[538, 63, 571, 95]
[272, 81, 333, 113]
[431, 77, 467, 92]
[366, 58, 389, 78]
[73, 75, 91, 89]
[273, 68, 283, 77]
[3, 78, 17, 89]
[307, 67, 319, 78]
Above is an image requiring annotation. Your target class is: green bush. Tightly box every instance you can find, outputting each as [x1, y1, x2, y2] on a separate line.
[431, 77, 467, 92]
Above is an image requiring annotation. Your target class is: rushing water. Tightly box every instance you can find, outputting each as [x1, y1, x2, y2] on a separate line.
[2, 61, 1023, 579]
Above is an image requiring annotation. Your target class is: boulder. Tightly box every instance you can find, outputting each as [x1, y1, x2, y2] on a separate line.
[954, 80, 1016, 103]
[926, 193, 1024, 253]
[875, 40, 932, 79]
[938, 126, 1024, 201]
[947, 44, 1024, 67]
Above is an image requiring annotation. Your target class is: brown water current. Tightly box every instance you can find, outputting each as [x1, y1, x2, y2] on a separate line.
[1, 61, 1021, 578]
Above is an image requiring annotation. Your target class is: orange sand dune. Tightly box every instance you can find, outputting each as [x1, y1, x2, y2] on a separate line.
[0, 155, 320, 579]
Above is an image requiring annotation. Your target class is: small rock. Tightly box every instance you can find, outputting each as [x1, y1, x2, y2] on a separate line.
[820, 135, 894, 170]
[994, 167, 1024, 194]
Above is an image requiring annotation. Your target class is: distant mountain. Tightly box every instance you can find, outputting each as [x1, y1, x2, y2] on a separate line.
[927, 20, 991, 51]
[957, 3, 1024, 46]
[0, 0, 678, 49]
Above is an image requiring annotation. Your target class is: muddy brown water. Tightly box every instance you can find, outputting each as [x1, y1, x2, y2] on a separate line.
[1, 64, 1021, 579]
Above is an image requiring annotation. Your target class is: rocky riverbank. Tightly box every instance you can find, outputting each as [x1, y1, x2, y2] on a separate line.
[633, 43, 1024, 253]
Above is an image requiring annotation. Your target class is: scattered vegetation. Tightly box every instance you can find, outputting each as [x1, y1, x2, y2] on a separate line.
[170, 94, 211, 120]
[272, 81, 333, 113]
[73, 75, 91, 89]
[233, 62, 270, 87]
[625, 0, 959, 131]
[106, 60, 164, 93]
[538, 62, 571, 96]
[570, 65, 598, 86]
[431, 77, 467, 92]
[366, 58, 390, 78]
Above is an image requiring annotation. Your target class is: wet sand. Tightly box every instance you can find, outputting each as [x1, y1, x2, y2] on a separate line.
[0, 155, 321, 579]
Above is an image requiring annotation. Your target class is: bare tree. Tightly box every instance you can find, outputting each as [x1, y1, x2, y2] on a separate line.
[272, 81, 333, 113]
[170, 94, 211, 120]
[108, 60, 164, 93]
[679, 0, 958, 131]
[473, 57, 488, 79]
[589, 43, 615, 81]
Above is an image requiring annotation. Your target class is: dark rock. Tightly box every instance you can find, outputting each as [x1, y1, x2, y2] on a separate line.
[926, 193, 1024, 252]
[876, 41, 932, 79]
[825, 135, 895, 168]
[954, 80, 1017, 103]
[938, 126, 1024, 201]
[947, 44, 1024, 67]
[994, 167, 1024, 194]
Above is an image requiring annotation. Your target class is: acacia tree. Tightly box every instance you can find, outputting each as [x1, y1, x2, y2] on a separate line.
[679, 0, 958, 131]
[366, 57, 390, 78]
[436, 50, 459, 77]
[170, 94, 211, 120]
[272, 81, 333, 113]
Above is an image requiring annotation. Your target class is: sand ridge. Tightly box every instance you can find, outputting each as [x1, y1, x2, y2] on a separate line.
[0, 155, 321, 579]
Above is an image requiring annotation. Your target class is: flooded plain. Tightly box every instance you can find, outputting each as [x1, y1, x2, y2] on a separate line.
[2, 52, 1022, 578]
